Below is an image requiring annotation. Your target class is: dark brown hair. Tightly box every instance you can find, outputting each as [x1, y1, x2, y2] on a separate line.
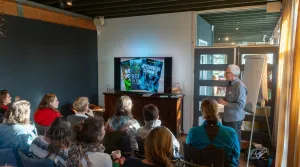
[47, 117, 71, 154]
[0, 90, 9, 106]
[143, 104, 159, 121]
[74, 116, 105, 143]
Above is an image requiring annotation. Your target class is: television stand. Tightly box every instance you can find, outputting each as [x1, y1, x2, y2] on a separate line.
[103, 92, 184, 137]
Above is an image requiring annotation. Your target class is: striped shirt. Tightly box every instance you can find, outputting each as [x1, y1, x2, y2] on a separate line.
[29, 136, 68, 167]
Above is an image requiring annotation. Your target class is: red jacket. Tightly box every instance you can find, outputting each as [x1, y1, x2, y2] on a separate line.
[34, 108, 62, 126]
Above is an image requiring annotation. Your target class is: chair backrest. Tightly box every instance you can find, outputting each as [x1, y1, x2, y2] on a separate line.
[0, 148, 18, 167]
[103, 131, 131, 155]
[182, 143, 225, 167]
[35, 123, 49, 136]
[18, 150, 54, 167]
[136, 136, 145, 155]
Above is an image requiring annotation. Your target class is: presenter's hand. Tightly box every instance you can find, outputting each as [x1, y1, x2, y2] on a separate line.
[218, 98, 228, 106]
[15, 96, 20, 101]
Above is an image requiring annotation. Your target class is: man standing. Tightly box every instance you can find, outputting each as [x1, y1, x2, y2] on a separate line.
[218, 64, 248, 142]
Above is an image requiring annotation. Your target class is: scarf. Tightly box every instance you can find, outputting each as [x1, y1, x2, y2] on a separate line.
[66, 142, 106, 167]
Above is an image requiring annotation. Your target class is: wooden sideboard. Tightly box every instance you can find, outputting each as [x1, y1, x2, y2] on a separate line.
[103, 92, 184, 137]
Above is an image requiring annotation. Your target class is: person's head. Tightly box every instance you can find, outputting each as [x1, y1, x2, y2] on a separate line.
[74, 116, 105, 143]
[143, 104, 159, 121]
[5, 100, 30, 125]
[37, 94, 59, 111]
[115, 96, 133, 118]
[0, 90, 11, 106]
[201, 98, 219, 122]
[225, 64, 241, 81]
[46, 117, 71, 153]
[72, 97, 89, 113]
[144, 126, 173, 167]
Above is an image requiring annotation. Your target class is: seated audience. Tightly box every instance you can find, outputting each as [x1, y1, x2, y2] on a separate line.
[67, 117, 112, 167]
[137, 104, 180, 158]
[67, 97, 94, 128]
[186, 98, 240, 167]
[105, 96, 140, 151]
[34, 93, 62, 126]
[0, 90, 20, 122]
[29, 117, 71, 167]
[123, 126, 173, 167]
[0, 100, 37, 155]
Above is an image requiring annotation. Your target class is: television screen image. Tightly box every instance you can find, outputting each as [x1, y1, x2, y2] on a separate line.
[120, 57, 165, 93]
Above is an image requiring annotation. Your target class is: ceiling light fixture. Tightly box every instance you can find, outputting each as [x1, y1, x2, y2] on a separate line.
[218, 38, 221, 40]
[236, 28, 239, 30]
[225, 37, 229, 41]
[66, 0, 72, 6]
[232, 42, 235, 45]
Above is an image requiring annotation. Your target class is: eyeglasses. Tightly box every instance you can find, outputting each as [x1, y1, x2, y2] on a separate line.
[225, 72, 232, 75]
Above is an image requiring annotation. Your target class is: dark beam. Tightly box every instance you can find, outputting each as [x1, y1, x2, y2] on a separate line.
[70, 0, 179, 12]
[38, 0, 130, 6]
[86, 0, 267, 17]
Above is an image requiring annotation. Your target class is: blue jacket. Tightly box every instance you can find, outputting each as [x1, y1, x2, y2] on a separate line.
[0, 123, 37, 154]
[186, 121, 240, 167]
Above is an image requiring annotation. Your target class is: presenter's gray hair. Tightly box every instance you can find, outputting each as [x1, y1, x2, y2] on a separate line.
[228, 64, 241, 77]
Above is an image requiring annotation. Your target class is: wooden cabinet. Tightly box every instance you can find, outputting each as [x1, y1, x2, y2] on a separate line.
[103, 92, 184, 137]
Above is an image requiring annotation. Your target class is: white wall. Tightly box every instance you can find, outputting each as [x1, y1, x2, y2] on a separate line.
[97, 12, 194, 132]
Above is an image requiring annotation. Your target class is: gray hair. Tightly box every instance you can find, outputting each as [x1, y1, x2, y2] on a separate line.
[5, 100, 31, 125]
[227, 64, 241, 77]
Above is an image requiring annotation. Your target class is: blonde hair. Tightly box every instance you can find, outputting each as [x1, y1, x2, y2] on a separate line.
[144, 126, 173, 167]
[5, 100, 31, 125]
[114, 96, 133, 118]
[201, 98, 219, 122]
[73, 97, 89, 112]
[37, 94, 58, 112]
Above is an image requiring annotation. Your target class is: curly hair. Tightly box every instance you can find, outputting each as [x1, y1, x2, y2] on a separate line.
[5, 100, 31, 125]
[46, 117, 71, 154]
[37, 94, 58, 112]
[114, 96, 133, 118]
[72, 97, 89, 113]
[201, 98, 220, 122]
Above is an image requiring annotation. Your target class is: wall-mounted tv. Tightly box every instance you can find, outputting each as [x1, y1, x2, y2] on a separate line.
[114, 57, 172, 93]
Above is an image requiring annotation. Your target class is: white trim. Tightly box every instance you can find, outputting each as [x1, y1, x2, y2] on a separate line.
[195, 5, 266, 14]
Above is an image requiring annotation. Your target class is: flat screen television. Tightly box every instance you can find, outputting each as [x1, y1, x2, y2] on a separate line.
[114, 57, 172, 93]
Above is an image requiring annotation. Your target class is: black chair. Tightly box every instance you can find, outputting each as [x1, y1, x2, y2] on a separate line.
[182, 142, 225, 167]
[136, 136, 145, 155]
[35, 123, 49, 136]
[103, 131, 132, 157]
[18, 150, 54, 167]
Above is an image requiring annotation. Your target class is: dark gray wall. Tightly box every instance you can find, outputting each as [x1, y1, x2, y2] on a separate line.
[0, 15, 98, 118]
[197, 15, 214, 46]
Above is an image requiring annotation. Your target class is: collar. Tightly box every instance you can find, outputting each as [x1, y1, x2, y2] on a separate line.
[203, 120, 221, 127]
[229, 77, 240, 86]
[144, 119, 161, 128]
[75, 113, 88, 118]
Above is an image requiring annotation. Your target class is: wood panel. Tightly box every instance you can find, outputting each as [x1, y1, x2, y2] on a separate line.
[2, 0, 95, 30]
[104, 92, 184, 137]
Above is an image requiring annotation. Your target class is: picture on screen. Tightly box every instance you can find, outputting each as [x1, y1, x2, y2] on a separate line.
[120, 58, 165, 93]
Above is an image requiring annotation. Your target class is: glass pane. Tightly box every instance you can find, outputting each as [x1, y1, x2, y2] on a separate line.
[200, 54, 227, 64]
[199, 70, 225, 80]
[268, 89, 272, 99]
[268, 71, 272, 82]
[241, 54, 273, 64]
[199, 86, 226, 96]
